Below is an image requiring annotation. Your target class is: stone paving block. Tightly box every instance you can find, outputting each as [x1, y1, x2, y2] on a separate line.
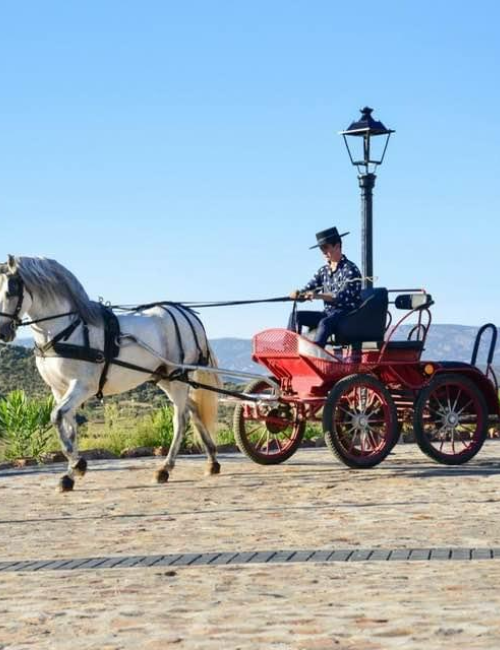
[266, 551, 297, 564]
[55, 558, 96, 571]
[328, 550, 353, 562]
[49, 559, 79, 571]
[79, 557, 111, 569]
[137, 555, 165, 567]
[369, 549, 391, 561]
[26, 560, 60, 572]
[389, 549, 411, 561]
[171, 553, 202, 566]
[307, 550, 334, 563]
[97, 556, 134, 569]
[153, 555, 182, 567]
[245, 551, 276, 564]
[210, 552, 239, 565]
[409, 549, 431, 561]
[190, 553, 220, 566]
[348, 549, 373, 562]
[471, 548, 492, 560]
[11, 561, 39, 572]
[285, 550, 315, 563]
[227, 552, 257, 564]
[0, 561, 23, 572]
[430, 548, 451, 560]
[451, 549, 471, 561]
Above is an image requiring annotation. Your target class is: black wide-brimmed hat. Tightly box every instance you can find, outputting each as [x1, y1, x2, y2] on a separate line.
[310, 227, 349, 249]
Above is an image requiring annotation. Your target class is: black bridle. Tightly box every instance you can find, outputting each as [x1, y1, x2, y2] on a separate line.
[0, 274, 25, 330]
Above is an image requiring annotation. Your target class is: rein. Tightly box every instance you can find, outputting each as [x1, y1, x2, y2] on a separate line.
[112, 296, 293, 311]
[3, 297, 294, 328]
[0, 290, 294, 400]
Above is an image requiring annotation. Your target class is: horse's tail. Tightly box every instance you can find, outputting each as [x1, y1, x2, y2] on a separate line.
[191, 345, 220, 443]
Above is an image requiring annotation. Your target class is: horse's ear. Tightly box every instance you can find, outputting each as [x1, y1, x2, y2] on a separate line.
[7, 254, 17, 273]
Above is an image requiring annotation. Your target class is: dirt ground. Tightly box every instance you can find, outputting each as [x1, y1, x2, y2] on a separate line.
[1, 443, 500, 649]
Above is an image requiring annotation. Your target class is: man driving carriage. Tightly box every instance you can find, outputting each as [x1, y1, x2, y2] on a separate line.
[289, 226, 362, 347]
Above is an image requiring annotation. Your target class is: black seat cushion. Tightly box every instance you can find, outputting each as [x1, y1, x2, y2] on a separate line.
[335, 288, 388, 345]
[384, 340, 424, 351]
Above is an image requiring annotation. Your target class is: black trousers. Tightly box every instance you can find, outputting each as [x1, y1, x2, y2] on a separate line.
[288, 309, 348, 348]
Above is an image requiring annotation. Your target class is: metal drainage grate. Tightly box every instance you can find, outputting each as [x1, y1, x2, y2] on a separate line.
[0, 548, 499, 573]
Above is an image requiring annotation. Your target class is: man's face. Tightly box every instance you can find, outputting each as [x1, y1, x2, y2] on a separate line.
[320, 242, 341, 263]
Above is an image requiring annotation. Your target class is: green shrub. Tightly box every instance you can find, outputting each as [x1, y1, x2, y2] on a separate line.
[0, 390, 55, 460]
[217, 427, 236, 446]
[80, 404, 177, 455]
[150, 405, 174, 447]
[129, 405, 175, 449]
[304, 422, 322, 440]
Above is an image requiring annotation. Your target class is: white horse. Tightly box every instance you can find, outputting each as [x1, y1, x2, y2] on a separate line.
[0, 255, 221, 491]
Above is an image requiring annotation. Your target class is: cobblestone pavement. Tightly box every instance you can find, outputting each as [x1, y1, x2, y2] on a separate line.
[1, 442, 500, 649]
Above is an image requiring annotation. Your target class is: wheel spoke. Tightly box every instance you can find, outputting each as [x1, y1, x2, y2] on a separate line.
[445, 385, 452, 413]
[347, 428, 361, 453]
[255, 429, 269, 450]
[245, 424, 265, 436]
[365, 428, 379, 450]
[456, 399, 474, 416]
[451, 388, 462, 413]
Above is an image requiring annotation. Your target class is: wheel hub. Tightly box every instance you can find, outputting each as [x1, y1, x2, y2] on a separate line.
[351, 413, 370, 430]
[443, 410, 459, 428]
[265, 408, 290, 434]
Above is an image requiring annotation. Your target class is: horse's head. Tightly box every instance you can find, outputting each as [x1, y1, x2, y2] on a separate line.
[0, 255, 24, 342]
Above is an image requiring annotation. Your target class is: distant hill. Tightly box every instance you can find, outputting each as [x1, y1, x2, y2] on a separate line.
[0, 345, 47, 398]
[3, 324, 499, 398]
[211, 325, 500, 376]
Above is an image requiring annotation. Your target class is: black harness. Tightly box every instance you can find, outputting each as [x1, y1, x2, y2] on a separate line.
[0, 273, 211, 398]
[34, 304, 122, 399]
[0, 275, 25, 331]
[0, 272, 283, 403]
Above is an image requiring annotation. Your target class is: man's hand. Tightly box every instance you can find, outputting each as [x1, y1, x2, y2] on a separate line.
[289, 290, 314, 301]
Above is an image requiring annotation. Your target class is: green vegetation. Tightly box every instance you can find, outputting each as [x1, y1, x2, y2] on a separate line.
[0, 344, 323, 463]
[0, 390, 56, 460]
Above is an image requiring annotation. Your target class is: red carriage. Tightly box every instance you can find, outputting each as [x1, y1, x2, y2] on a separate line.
[233, 288, 499, 468]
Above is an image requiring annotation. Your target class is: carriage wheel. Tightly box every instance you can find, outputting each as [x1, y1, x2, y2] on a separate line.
[323, 374, 399, 469]
[233, 379, 305, 465]
[413, 373, 488, 465]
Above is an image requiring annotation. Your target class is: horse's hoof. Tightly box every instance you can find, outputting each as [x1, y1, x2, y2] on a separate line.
[73, 458, 87, 477]
[207, 461, 221, 476]
[156, 468, 170, 484]
[59, 475, 75, 493]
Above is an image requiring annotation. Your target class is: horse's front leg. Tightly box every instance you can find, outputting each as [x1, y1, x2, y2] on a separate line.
[51, 381, 94, 493]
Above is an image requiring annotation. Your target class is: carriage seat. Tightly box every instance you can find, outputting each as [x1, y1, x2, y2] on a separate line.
[334, 288, 388, 345]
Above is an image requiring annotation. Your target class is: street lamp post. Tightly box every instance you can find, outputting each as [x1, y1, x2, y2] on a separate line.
[340, 107, 394, 289]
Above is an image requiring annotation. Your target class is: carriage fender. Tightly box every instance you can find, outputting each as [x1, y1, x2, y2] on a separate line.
[432, 367, 500, 416]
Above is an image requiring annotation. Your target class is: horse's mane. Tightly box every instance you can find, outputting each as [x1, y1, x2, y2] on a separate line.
[16, 257, 103, 325]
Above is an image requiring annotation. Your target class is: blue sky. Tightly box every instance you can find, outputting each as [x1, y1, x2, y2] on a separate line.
[1, 1, 499, 338]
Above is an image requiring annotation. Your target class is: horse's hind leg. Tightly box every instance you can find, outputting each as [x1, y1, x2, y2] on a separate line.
[51, 382, 93, 492]
[188, 396, 220, 475]
[155, 381, 190, 484]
